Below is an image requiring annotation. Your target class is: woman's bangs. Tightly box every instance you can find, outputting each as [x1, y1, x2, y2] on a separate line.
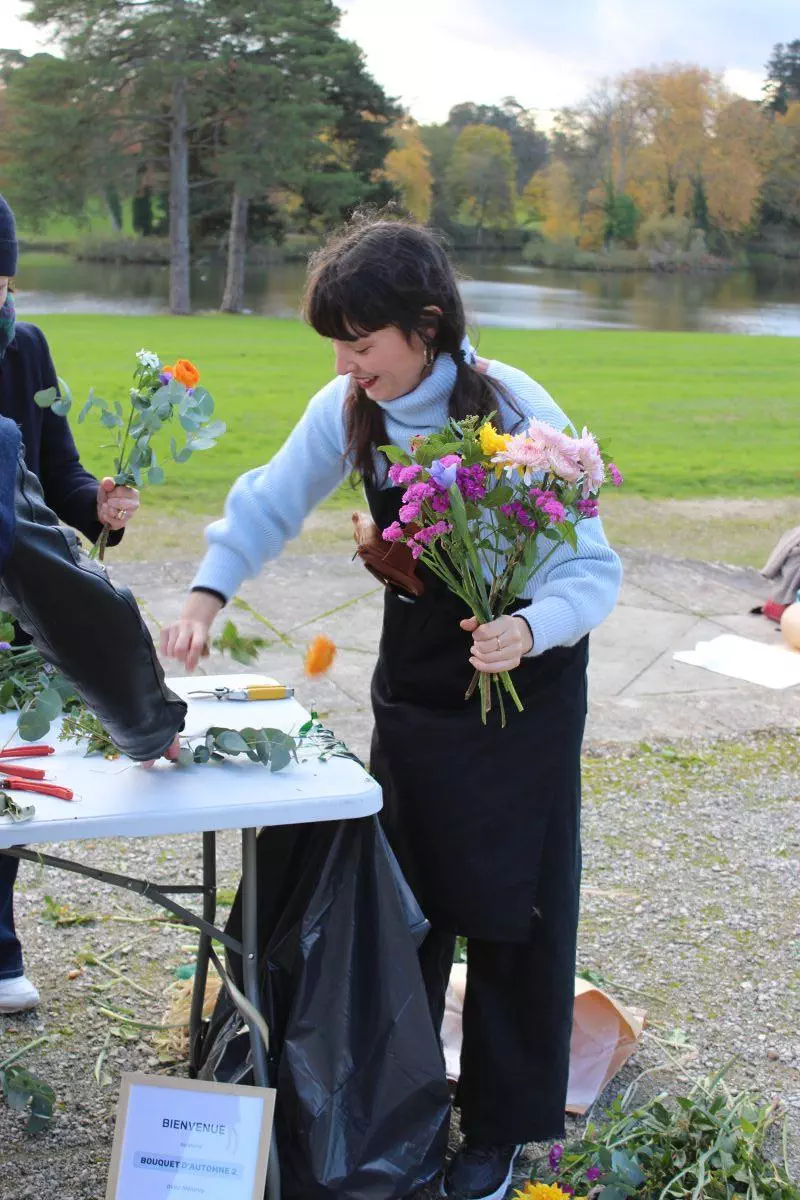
[306, 269, 386, 342]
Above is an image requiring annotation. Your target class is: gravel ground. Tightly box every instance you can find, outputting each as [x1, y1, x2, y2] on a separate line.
[0, 725, 797, 1198]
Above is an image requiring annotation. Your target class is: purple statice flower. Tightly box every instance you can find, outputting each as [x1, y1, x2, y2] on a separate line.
[158, 370, 172, 386]
[414, 520, 452, 546]
[609, 462, 624, 487]
[409, 540, 424, 559]
[388, 462, 423, 486]
[402, 481, 435, 505]
[500, 501, 537, 529]
[586, 1165, 601, 1183]
[531, 487, 567, 525]
[399, 502, 422, 523]
[0, 641, 11, 651]
[382, 521, 404, 542]
[429, 454, 461, 490]
[431, 491, 451, 514]
[577, 497, 600, 519]
[456, 463, 487, 501]
[548, 1144, 564, 1172]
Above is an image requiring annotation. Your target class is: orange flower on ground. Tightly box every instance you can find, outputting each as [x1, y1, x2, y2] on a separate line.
[170, 358, 201, 388]
[513, 1185, 581, 1200]
[305, 634, 336, 676]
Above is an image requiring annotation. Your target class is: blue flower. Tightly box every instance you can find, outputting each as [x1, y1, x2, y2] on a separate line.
[429, 456, 460, 490]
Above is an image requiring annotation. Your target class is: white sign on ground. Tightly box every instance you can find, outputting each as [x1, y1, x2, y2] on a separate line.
[674, 633, 800, 689]
[106, 1073, 275, 1200]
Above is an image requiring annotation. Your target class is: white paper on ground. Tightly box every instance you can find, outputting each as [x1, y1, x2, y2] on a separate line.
[442, 966, 646, 1115]
[674, 633, 800, 690]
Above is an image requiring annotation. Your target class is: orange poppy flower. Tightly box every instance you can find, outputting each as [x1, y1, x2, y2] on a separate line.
[304, 634, 336, 676]
[171, 358, 201, 388]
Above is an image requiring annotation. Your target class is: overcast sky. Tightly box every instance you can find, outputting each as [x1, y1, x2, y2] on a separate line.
[3, 0, 795, 125]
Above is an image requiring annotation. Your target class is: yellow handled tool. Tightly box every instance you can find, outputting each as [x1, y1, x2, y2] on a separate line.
[190, 685, 294, 702]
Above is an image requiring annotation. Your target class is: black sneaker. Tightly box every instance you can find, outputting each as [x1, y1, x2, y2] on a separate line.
[440, 1141, 523, 1200]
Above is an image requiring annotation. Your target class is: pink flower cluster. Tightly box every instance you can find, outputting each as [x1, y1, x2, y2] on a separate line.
[500, 488, 568, 530]
[577, 497, 599, 518]
[388, 462, 423, 486]
[499, 501, 537, 529]
[531, 487, 566, 525]
[388, 457, 488, 529]
[491, 418, 606, 498]
[411, 520, 453, 557]
[382, 516, 452, 558]
[456, 463, 487, 500]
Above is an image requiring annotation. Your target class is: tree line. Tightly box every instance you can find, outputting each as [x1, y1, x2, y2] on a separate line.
[1, 4, 798, 312]
[0, 0, 398, 312]
[392, 42, 800, 260]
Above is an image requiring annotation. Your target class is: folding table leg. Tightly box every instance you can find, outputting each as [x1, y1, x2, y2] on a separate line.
[189, 830, 217, 1077]
[241, 827, 281, 1200]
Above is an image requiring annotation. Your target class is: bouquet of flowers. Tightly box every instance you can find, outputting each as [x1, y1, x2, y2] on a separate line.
[35, 349, 225, 560]
[380, 414, 622, 725]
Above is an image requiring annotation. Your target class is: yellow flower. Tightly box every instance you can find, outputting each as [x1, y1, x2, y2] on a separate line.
[513, 1185, 579, 1200]
[478, 421, 511, 458]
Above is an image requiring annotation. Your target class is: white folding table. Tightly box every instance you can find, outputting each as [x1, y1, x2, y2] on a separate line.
[0, 673, 382, 1200]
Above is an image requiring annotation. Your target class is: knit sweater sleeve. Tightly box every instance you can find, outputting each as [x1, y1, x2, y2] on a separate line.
[192, 377, 349, 601]
[489, 362, 623, 656]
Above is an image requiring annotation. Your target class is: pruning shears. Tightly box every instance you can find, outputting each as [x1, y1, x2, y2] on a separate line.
[0, 744, 74, 801]
[189, 685, 295, 702]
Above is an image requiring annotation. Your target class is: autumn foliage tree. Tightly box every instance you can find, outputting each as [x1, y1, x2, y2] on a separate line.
[446, 124, 516, 235]
[384, 117, 433, 222]
[546, 65, 769, 248]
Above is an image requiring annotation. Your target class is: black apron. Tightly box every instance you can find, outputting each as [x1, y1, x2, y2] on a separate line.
[368, 483, 588, 943]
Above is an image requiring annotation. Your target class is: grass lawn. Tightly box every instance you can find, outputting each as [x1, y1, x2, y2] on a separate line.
[30, 315, 800, 522]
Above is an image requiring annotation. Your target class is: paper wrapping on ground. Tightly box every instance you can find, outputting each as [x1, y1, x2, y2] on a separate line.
[442, 966, 646, 1115]
[674, 633, 800, 689]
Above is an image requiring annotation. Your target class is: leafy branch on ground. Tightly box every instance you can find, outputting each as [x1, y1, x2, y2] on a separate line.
[526, 1067, 799, 1199]
[0, 1039, 55, 1134]
[40, 894, 96, 928]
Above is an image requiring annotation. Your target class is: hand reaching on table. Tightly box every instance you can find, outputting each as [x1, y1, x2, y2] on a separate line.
[160, 590, 224, 673]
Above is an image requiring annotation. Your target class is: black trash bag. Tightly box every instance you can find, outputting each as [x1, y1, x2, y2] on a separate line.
[198, 816, 451, 1199]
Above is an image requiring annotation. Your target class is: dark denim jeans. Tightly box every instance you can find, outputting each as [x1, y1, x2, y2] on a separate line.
[0, 853, 23, 980]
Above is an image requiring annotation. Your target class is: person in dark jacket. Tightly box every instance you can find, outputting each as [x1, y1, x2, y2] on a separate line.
[0, 195, 143, 1012]
[0, 416, 184, 1013]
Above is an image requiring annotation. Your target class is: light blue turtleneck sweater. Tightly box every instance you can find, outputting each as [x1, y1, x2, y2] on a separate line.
[192, 351, 622, 656]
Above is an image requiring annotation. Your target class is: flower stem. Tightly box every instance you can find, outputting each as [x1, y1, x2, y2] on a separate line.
[499, 670, 524, 713]
[89, 525, 112, 563]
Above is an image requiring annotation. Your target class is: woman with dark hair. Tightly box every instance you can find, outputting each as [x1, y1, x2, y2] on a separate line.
[0, 194, 140, 1015]
[162, 218, 622, 1200]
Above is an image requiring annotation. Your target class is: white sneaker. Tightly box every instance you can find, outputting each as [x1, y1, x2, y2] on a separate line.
[0, 975, 40, 1013]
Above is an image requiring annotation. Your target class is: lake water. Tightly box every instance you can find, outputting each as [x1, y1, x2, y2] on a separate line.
[13, 251, 800, 336]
